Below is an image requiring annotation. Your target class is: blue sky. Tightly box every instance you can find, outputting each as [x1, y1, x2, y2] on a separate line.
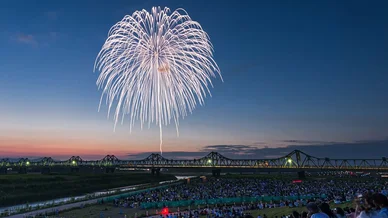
[0, 0, 387, 158]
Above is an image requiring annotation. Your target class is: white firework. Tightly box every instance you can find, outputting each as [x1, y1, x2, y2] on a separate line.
[94, 6, 222, 154]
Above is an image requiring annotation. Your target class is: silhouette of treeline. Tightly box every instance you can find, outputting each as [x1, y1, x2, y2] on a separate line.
[0, 173, 176, 207]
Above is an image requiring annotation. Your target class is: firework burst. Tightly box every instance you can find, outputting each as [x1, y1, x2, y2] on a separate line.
[94, 6, 222, 154]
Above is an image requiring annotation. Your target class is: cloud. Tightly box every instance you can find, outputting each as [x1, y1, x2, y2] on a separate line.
[202, 144, 256, 153]
[12, 32, 60, 47]
[252, 141, 269, 146]
[127, 139, 388, 160]
[127, 151, 207, 160]
[16, 34, 38, 46]
[279, 140, 342, 145]
[49, 32, 58, 38]
[45, 11, 58, 20]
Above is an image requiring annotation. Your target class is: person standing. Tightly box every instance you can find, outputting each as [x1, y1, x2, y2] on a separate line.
[306, 203, 329, 218]
[373, 193, 388, 218]
[356, 192, 380, 218]
[333, 207, 346, 218]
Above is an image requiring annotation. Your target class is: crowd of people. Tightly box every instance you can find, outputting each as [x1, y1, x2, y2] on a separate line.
[113, 178, 387, 207]
[109, 177, 388, 217]
[293, 192, 388, 218]
[145, 192, 388, 218]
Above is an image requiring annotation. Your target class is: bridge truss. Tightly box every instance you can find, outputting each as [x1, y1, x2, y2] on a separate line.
[1, 150, 388, 171]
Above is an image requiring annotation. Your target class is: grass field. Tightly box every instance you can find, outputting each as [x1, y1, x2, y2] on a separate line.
[57, 202, 355, 218]
[0, 173, 176, 207]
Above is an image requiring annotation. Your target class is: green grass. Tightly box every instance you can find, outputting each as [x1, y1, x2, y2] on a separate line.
[0, 173, 176, 207]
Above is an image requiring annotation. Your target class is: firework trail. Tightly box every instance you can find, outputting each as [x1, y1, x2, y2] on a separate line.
[94, 7, 222, 154]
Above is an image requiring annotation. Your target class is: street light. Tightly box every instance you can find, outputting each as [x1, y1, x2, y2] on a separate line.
[26, 161, 30, 166]
[287, 159, 292, 164]
[72, 160, 76, 165]
[207, 159, 212, 164]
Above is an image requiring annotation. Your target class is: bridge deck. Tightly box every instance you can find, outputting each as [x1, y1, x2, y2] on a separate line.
[1, 150, 387, 171]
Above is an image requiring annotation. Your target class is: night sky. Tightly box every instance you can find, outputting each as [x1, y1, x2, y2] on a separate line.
[0, 0, 387, 159]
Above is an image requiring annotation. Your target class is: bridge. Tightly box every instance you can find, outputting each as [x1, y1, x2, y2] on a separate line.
[1, 150, 388, 174]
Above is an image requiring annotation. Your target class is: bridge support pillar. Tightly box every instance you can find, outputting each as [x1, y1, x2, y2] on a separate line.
[0, 168, 7, 174]
[18, 167, 27, 174]
[41, 167, 51, 174]
[105, 167, 115, 173]
[70, 167, 80, 173]
[212, 169, 221, 177]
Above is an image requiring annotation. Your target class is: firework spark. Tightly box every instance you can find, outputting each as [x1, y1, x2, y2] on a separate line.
[94, 6, 222, 154]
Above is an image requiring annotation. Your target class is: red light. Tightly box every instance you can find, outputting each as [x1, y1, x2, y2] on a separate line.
[161, 207, 169, 215]
[292, 180, 302, 183]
